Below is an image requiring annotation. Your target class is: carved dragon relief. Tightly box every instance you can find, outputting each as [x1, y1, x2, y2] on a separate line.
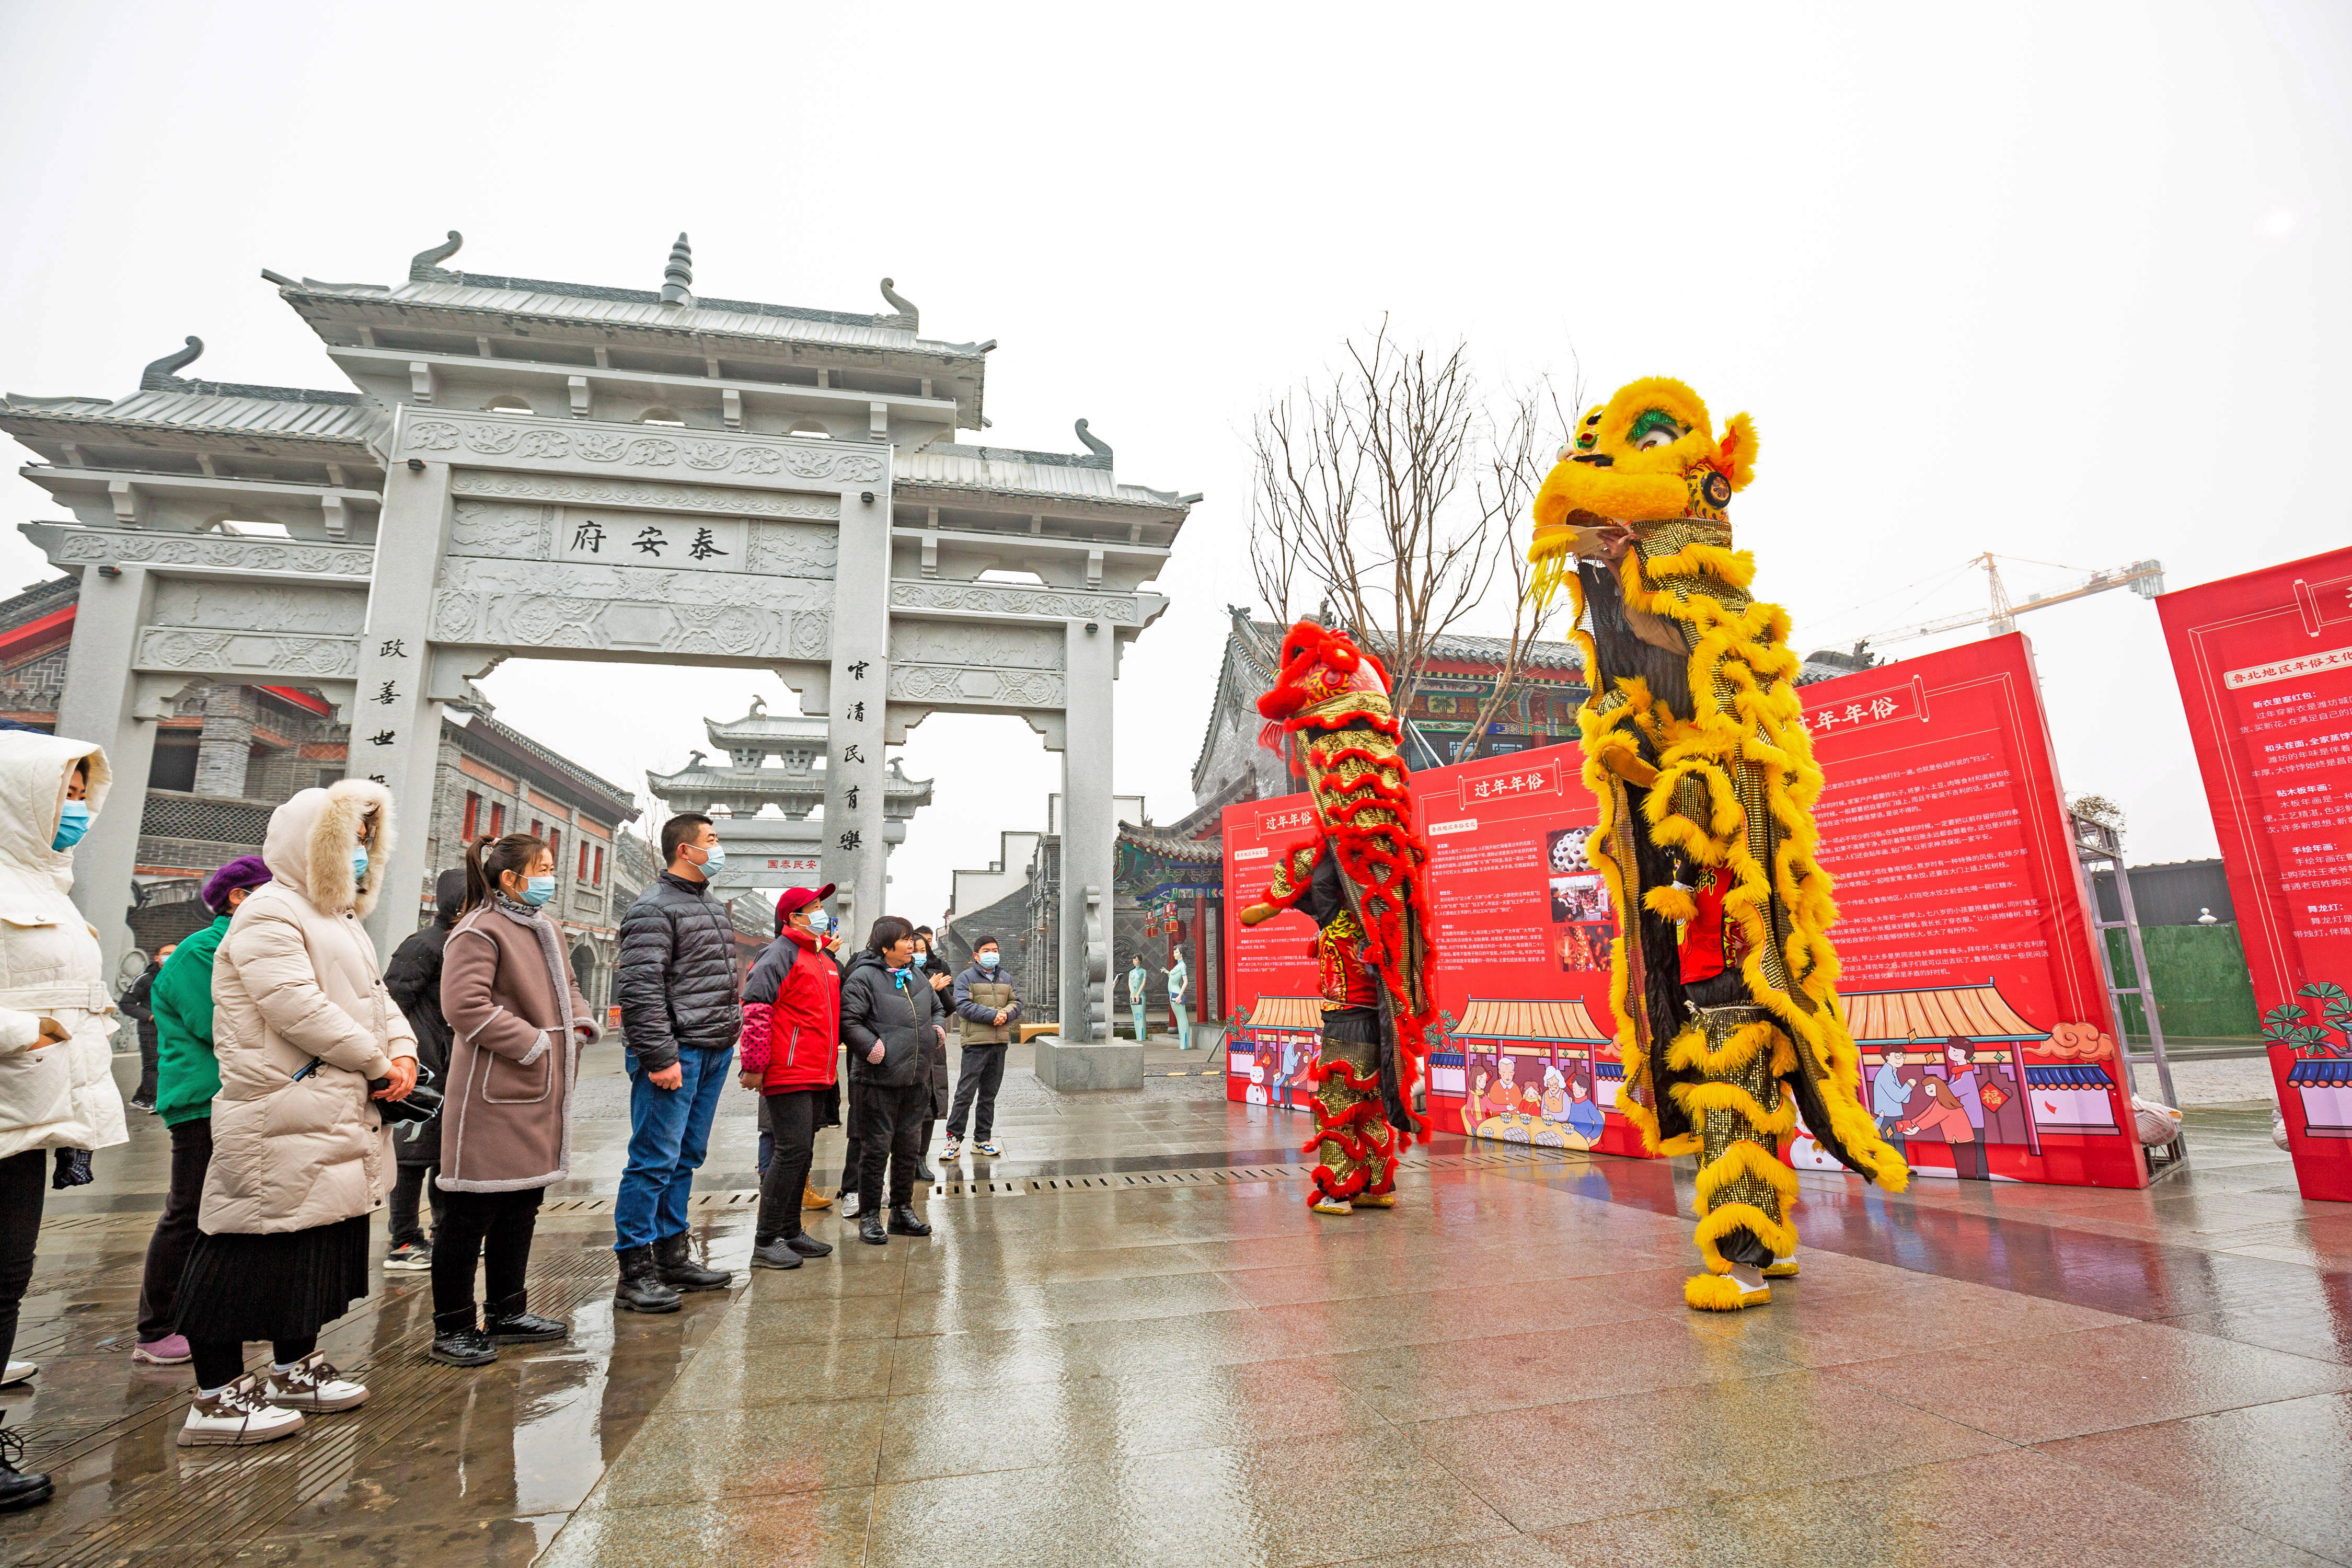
[886, 580, 1146, 625]
[33, 527, 374, 578]
[405, 417, 885, 486]
[449, 472, 837, 521]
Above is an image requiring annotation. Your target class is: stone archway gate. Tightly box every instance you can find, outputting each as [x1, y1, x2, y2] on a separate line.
[17, 239, 1195, 1041]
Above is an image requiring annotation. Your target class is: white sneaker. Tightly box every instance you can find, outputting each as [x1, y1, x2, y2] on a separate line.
[179, 1374, 305, 1446]
[942, 1138, 962, 1161]
[1, 1359, 35, 1386]
[262, 1352, 369, 1413]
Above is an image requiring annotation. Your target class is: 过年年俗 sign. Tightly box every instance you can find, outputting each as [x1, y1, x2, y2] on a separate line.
[1220, 630, 2149, 1189]
[2160, 547, 2352, 1202]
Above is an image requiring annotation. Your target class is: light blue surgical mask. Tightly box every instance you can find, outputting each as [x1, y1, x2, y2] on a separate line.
[351, 846, 371, 881]
[52, 800, 91, 852]
[696, 843, 725, 875]
[976, 950, 1000, 970]
[802, 909, 830, 933]
[521, 874, 556, 908]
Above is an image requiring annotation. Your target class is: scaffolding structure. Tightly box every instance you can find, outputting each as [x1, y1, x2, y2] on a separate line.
[2070, 812, 2188, 1179]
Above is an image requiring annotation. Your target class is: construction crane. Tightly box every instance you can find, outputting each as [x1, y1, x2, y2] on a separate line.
[1859, 554, 2165, 648]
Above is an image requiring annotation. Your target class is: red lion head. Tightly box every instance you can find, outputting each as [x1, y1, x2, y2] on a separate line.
[1256, 620, 1394, 731]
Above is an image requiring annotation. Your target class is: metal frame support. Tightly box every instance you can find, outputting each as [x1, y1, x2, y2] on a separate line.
[2071, 813, 2187, 1178]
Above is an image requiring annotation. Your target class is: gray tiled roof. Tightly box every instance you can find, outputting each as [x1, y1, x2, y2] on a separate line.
[2, 385, 374, 444]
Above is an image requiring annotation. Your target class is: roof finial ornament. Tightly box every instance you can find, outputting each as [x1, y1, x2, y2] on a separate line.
[878, 277, 919, 330]
[1074, 418, 1112, 466]
[140, 336, 204, 389]
[409, 230, 464, 281]
[748, 694, 767, 717]
[661, 233, 694, 305]
[687, 749, 708, 768]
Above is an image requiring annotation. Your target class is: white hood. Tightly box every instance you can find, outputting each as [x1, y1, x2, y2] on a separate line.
[261, 778, 395, 918]
[0, 730, 111, 892]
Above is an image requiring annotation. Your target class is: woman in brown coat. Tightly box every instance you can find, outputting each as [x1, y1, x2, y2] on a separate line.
[430, 832, 599, 1367]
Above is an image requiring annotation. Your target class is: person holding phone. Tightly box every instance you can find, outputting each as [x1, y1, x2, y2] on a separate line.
[0, 733, 128, 1511]
[172, 780, 416, 1448]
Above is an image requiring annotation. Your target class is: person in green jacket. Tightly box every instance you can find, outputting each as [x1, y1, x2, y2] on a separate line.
[130, 856, 270, 1366]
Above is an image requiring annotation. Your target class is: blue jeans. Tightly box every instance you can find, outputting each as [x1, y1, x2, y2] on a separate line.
[614, 1046, 732, 1252]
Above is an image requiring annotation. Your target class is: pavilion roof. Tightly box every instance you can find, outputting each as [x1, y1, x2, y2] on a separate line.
[0, 384, 374, 446]
[1840, 983, 2050, 1043]
[1451, 998, 1612, 1043]
[1242, 996, 1324, 1030]
[705, 706, 828, 746]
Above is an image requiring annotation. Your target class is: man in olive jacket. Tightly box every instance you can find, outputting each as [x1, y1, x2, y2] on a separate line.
[611, 814, 740, 1310]
[944, 936, 1020, 1160]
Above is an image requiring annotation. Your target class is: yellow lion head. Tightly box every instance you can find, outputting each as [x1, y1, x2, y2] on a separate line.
[1526, 377, 1756, 607]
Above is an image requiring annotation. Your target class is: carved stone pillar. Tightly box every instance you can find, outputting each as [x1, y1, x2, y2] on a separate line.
[194, 684, 257, 797]
[56, 563, 164, 982]
[1057, 618, 1116, 1041]
[819, 488, 890, 939]
[354, 452, 452, 953]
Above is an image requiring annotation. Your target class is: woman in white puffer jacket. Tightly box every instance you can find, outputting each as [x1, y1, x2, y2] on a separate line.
[0, 731, 127, 1513]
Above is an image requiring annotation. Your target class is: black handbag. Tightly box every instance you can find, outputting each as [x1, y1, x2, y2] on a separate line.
[294, 1054, 442, 1123]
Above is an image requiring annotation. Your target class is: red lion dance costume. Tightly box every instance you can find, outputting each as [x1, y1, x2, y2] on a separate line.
[1239, 622, 1439, 1214]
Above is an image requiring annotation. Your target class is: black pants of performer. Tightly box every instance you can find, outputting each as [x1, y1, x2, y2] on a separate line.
[388, 1161, 445, 1250]
[0, 1148, 44, 1370]
[947, 1044, 1008, 1142]
[135, 1120, 212, 1343]
[431, 1187, 544, 1331]
[190, 1333, 314, 1392]
[755, 1090, 824, 1244]
[856, 1082, 929, 1212]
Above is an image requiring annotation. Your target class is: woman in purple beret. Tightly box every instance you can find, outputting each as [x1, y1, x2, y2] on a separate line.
[127, 855, 271, 1368]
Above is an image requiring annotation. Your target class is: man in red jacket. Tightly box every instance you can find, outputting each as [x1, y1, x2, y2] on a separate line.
[739, 885, 843, 1270]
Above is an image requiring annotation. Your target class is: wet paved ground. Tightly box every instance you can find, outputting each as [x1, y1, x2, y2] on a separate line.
[4, 1045, 2347, 1566]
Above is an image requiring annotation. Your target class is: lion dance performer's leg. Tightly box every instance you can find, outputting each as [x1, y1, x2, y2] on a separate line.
[1672, 1004, 1801, 1311]
[1307, 1007, 1397, 1215]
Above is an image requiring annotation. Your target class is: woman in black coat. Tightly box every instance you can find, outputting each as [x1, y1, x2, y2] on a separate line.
[909, 927, 954, 1179]
[379, 869, 464, 1270]
[841, 917, 941, 1246]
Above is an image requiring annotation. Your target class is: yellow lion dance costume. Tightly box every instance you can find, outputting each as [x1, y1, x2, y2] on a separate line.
[1528, 378, 1907, 1311]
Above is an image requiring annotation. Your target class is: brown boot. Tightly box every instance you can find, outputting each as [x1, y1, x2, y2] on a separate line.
[802, 1182, 834, 1210]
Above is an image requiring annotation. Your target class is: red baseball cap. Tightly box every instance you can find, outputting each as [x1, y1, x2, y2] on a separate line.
[777, 883, 835, 916]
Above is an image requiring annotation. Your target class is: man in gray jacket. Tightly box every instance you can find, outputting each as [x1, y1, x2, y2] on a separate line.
[943, 937, 1020, 1160]
[612, 813, 739, 1311]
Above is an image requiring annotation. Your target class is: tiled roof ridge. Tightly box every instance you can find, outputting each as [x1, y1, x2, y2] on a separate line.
[143, 377, 362, 407]
[456, 707, 638, 816]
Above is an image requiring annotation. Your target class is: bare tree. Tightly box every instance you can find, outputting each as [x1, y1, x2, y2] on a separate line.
[1249, 321, 1574, 758]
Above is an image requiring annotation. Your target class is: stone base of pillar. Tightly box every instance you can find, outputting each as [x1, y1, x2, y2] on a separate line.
[1031, 1035, 1145, 1093]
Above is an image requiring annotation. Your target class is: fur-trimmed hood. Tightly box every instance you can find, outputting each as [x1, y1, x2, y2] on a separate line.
[261, 779, 394, 918]
[0, 730, 111, 892]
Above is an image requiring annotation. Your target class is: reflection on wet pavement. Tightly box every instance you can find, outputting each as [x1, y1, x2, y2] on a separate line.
[5, 1048, 2348, 1566]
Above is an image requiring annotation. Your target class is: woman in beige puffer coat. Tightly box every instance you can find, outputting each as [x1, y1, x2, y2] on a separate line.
[171, 780, 418, 1446]
[0, 732, 126, 1507]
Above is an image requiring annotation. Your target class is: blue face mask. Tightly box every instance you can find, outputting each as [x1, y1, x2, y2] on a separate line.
[697, 844, 726, 875]
[52, 800, 91, 852]
[803, 909, 831, 934]
[351, 846, 371, 881]
[521, 874, 556, 908]
[976, 950, 1000, 970]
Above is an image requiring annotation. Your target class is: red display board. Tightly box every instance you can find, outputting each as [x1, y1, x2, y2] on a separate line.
[1802, 633, 2146, 1189]
[1220, 631, 2146, 1190]
[2159, 548, 2352, 1202]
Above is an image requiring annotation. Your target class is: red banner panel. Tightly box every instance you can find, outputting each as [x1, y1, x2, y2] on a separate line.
[1220, 631, 2145, 1189]
[2159, 547, 2352, 1202]
[1801, 633, 2146, 1190]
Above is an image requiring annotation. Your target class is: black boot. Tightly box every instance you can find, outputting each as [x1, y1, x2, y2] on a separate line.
[0, 1420, 51, 1513]
[751, 1238, 804, 1270]
[653, 1232, 733, 1292]
[888, 1204, 932, 1237]
[428, 1309, 499, 1366]
[614, 1244, 682, 1314]
[786, 1231, 833, 1258]
[858, 1210, 889, 1246]
[485, 1293, 568, 1344]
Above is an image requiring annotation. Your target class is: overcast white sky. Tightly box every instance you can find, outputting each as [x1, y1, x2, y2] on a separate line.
[3, 1, 2346, 923]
